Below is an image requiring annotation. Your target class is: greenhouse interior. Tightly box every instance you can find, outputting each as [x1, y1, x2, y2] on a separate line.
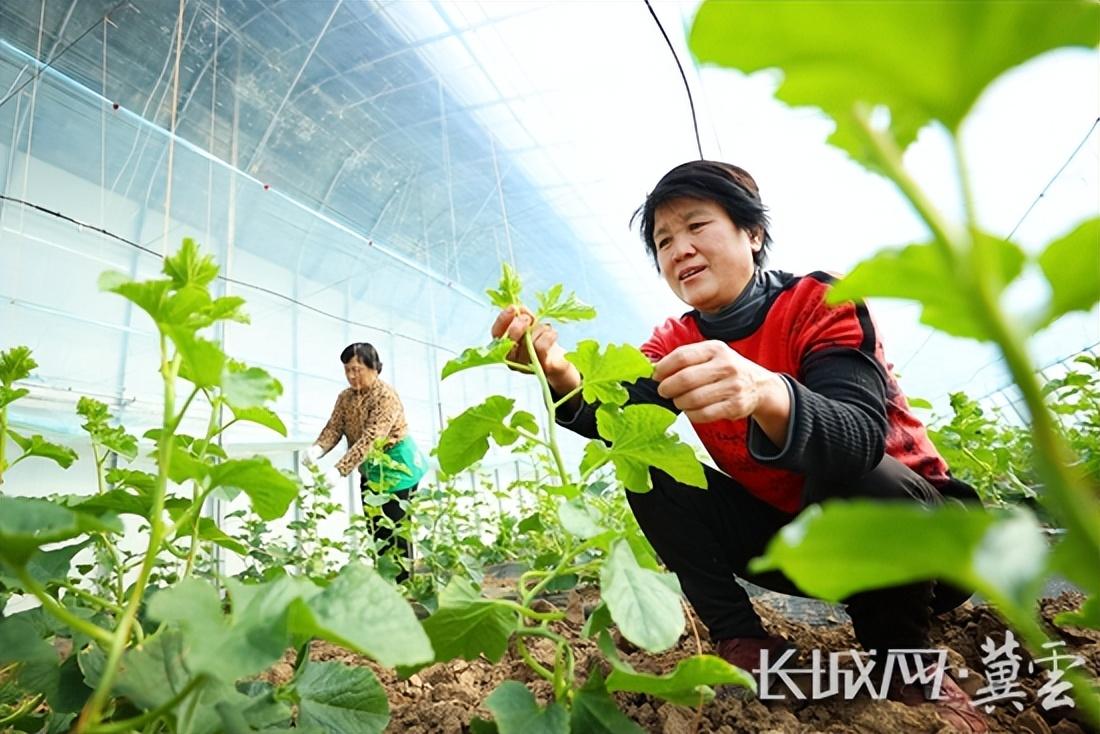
[0, 2, 1097, 733]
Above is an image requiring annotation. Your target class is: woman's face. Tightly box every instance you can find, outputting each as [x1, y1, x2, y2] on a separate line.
[654, 197, 761, 314]
[344, 357, 377, 390]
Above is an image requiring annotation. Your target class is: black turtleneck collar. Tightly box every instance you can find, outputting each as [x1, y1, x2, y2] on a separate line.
[694, 269, 795, 342]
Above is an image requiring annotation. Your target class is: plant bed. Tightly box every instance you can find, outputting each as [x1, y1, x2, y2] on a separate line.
[260, 588, 1098, 734]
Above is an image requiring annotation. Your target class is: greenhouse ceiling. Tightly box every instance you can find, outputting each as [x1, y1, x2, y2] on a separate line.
[1, 0, 1096, 404]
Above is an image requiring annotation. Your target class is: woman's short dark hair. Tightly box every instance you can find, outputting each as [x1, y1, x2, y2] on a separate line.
[631, 160, 772, 268]
[340, 342, 382, 373]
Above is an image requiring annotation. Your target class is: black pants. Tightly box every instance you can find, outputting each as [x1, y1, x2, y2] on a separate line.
[361, 482, 416, 583]
[628, 456, 969, 654]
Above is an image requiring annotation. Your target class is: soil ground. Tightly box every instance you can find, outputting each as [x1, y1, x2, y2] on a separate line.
[263, 586, 1100, 733]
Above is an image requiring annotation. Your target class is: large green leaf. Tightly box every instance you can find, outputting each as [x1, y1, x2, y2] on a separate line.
[207, 457, 299, 521]
[535, 283, 597, 323]
[228, 405, 287, 436]
[174, 333, 227, 389]
[566, 341, 654, 407]
[148, 577, 288, 682]
[570, 669, 645, 734]
[557, 499, 605, 540]
[0, 345, 37, 385]
[82, 629, 286, 734]
[583, 405, 706, 492]
[486, 263, 524, 309]
[826, 235, 1025, 341]
[484, 681, 569, 734]
[98, 273, 173, 326]
[222, 361, 283, 409]
[690, 1, 1100, 162]
[0, 497, 121, 567]
[1037, 218, 1100, 330]
[7, 431, 78, 469]
[600, 632, 755, 706]
[436, 396, 522, 474]
[441, 339, 515, 380]
[600, 541, 684, 653]
[0, 539, 92, 590]
[296, 661, 389, 734]
[420, 577, 516, 663]
[0, 615, 61, 706]
[300, 563, 434, 668]
[750, 501, 1047, 613]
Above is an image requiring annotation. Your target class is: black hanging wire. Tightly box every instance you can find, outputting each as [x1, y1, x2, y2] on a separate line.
[0, 0, 132, 111]
[0, 194, 458, 354]
[643, 0, 704, 160]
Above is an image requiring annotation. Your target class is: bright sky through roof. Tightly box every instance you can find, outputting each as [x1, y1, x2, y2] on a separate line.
[384, 0, 1099, 410]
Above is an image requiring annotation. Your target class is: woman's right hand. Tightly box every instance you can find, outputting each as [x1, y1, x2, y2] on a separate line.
[490, 306, 579, 394]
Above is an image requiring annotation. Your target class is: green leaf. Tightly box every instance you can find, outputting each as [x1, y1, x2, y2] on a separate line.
[484, 681, 569, 734]
[300, 563, 434, 668]
[581, 601, 612, 640]
[689, 1, 1100, 163]
[0, 497, 121, 567]
[558, 499, 605, 540]
[750, 502, 1047, 613]
[1037, 218, 1100, 330]
[566, 341, 654, 407]
[222, 361, 283, 409]
[441, 339, 515, 380]
[106, 468, 157, 495]
[175, 333, 227, 389]
[187, 516, 250, 555]
[436, 396, 521, 474]
[827, 236, 1025, 341]
[420, 577, 516, 663]
[1, 539, 92, 590]
[7, 431, 78, 469]
[571, 669, 645, 734]
[0, 385, 29, 410]
[207, 458, 299, 521]
[77, 398, 138, 460]
[907, 397, 933, 410]
[228, 404, 287, 436]
[0, 616, 60, 706]
[535, 283, 597, 323]
[148, 578, 284, 682]
[600, 540, 684, 653]
[164, 238, 218, 289]
[296, 662, 389, 734]
[584, 405, 706, 492]
[601, 634, 755, 706]
[99, 273, 172, 325]
[0, 345, 36, 385]
[486, 263, 524, 309]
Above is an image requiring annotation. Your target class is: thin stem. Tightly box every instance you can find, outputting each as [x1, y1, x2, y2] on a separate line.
[495, 598, 566, 623]
[15, 568, 113, 645]
[75, 341, 181, 732]
[514, 636, 554, 682]
[59, 581, 124, 615]
[552, 385, 583, 410]
[523, 330, 572, 486]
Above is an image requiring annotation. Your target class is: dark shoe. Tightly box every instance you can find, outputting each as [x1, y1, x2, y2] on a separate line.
[715, 635, 797, 673]
[891, 663, 988, 733]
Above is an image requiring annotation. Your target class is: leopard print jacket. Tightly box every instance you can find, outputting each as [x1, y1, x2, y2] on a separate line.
[315, 379, 408, 476]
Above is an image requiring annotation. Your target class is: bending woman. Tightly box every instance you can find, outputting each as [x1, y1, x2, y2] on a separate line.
[306, 342, 427, 583]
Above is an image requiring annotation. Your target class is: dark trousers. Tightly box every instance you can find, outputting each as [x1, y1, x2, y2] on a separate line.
[361, 482, 416, 583]
[628, 456, 959, 654]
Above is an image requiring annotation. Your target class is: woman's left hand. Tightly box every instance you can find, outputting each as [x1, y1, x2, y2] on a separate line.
[653, 340, 787, 425]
